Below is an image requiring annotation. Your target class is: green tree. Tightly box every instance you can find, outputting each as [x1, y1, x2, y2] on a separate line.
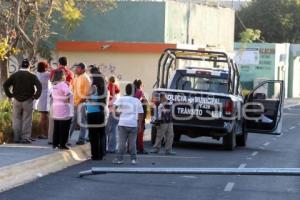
[239, 28, 261, 43]
[235, 0, 300, 43]
[0, 0, 116, 89]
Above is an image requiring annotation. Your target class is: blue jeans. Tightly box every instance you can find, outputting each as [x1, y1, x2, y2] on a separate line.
[117, 126, 137, 161]
[106, 113, 119, 152]
[69, 105, 88, 142]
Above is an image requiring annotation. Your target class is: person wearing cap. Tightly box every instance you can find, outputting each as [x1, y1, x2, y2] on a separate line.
[3, 59, 42, 144]
[69, 62, 91, 145]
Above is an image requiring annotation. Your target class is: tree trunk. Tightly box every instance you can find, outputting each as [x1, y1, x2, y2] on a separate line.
[0, 59, 9, 99]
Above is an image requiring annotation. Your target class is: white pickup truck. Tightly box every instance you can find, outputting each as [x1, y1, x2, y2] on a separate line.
[151, 49, 284, 150]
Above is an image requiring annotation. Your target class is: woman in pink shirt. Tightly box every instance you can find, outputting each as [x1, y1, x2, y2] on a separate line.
[50, 70, 73, 150]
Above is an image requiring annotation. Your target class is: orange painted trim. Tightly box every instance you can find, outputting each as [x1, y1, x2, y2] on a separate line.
[56, 41, 177, 53]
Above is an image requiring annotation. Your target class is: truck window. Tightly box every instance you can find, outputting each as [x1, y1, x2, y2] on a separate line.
[172, 75, 228, 93]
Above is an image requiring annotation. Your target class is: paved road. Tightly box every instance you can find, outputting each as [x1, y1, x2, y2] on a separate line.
[1, 106, 300, 200]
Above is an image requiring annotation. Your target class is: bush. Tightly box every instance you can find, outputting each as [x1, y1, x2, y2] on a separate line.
[31, 111, 41, 138]
[0, 99, 41, 144]
[0, 99, 13, 144]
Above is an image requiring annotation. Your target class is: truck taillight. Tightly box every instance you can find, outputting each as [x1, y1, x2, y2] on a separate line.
[225, 100, 233, 115]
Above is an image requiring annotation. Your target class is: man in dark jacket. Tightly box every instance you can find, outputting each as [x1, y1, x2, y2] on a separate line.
[3, 59, 42, 143]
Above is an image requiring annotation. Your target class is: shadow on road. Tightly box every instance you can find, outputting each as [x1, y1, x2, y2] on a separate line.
[173, 141, 224, 151]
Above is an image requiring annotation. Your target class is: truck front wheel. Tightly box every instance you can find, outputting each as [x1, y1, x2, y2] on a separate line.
[236, 131, 248, 147]
[236, 121, 247, 147]
[174, 133, 181, 142]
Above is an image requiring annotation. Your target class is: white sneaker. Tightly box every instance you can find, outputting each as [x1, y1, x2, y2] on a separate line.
[131, 159, 137, 165]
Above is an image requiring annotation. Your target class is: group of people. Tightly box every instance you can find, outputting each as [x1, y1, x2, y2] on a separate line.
[2, 56, 176, 164]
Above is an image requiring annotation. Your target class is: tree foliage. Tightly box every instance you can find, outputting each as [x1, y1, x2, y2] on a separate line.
[0, 0, 116, 63]
[235, 0, 300, 43]
[239, 28, 261, 43]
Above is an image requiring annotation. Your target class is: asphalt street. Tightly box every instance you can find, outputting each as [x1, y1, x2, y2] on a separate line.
[1, 105, 300, 200]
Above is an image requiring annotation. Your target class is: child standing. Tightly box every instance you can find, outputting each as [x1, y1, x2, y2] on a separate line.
[106, 76, 120, 153]
[151, 93, 176, 155]
[133, 79, 148, 154]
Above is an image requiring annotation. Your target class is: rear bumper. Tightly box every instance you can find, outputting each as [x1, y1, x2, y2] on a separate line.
[173, 120, 234, 137]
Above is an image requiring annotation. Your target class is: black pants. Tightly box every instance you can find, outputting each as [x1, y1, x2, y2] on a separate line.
[87, 112, 105, 160]
[53, 119, 71, 148]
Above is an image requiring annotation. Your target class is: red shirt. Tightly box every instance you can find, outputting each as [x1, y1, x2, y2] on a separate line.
[108, 83, 120, 101]
[50, 66, 74, 86]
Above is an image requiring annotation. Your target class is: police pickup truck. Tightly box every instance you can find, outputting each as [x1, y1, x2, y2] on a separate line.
[151, 49, 284, 150]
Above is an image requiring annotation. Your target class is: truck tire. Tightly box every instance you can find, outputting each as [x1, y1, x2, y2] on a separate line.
[151, 126, 157, 145]
[236, 121, 247, 147]
[236, 132, 247, 147]
[223, 129, 236, 151]
[174, 133, 181, 142]
[173, 128, 181, 142]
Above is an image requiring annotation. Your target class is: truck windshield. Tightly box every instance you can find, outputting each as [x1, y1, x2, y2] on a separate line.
[172, 75, 228, 93]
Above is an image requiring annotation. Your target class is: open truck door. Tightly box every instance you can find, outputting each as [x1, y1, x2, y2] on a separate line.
[244, 80, 284, 135]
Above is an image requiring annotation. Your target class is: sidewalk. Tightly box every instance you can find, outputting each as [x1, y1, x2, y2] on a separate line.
[0, 132, 91, 192]
[0, 128, 152, 192]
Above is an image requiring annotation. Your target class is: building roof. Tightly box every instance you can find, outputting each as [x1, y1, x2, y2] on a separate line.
[56, 41, 176, 53]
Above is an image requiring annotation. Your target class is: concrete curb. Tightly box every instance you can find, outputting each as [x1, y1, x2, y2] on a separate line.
[284, 103, 300, 109]
[0, 144, 91, 192]
[284, 98, 300, 109]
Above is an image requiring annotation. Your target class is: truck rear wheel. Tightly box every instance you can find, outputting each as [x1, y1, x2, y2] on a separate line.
[223, 129, 236, 151]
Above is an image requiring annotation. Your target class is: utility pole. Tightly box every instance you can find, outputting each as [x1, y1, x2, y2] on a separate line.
[186, 0, 191, 44]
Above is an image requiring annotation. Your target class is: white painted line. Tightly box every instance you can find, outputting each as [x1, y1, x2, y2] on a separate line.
[138, 155, 204, 159]
[251, 151, 258, 156]
[289, 126, 296, 130]
[239, 163, 247, 168]
[277, 134, 282, 137]
[246, 157, 253, 160]
[182, 175, 197, 179]
[224, 182, 235, 192]
[264, 142, 270, 146]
